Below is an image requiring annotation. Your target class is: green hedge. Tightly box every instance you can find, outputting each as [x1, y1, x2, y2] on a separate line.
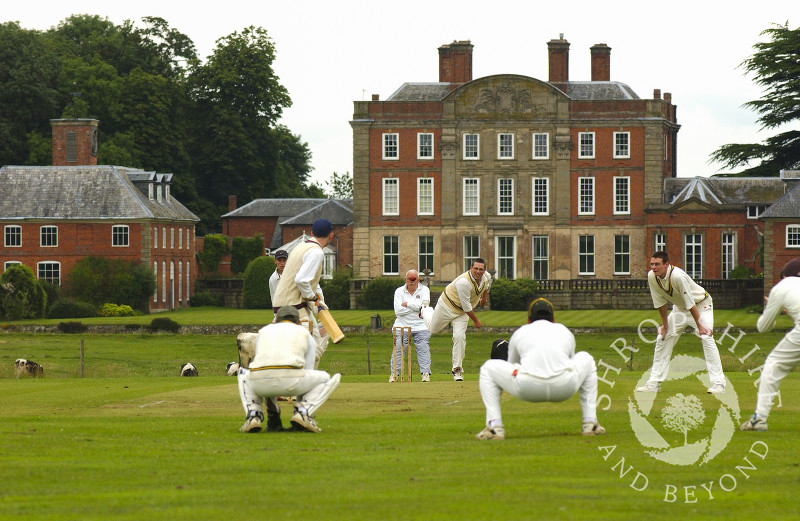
[358, 276, 404, 309]
[489, 278, 538, 311]
[320, 268, 352, 310]
[47, 298, 96, 319]
[242, 256, 275, 309]
[0, 264, 47, 320]
[231, 235, 264, 275]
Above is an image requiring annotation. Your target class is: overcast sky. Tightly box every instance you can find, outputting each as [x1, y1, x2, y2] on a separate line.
[5, 1, 796, 188]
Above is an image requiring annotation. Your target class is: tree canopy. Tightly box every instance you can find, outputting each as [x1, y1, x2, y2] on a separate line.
[711, 23, 800, 176]
[0, 16, 322, 233]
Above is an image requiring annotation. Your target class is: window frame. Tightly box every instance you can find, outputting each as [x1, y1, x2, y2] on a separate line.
[497, 133, 514, 159]
[463, 133, 480, 160]
[578, 177, 595, 216]
[613, 131, 631, 159]
[497, 178, 514, 215]
[417, 178, 434, 216]
[417, 132, 434, 160]
[382, 178, 399, 216]
[532, 132, 549, 159]
[747, 205, 767, 219]
[684, 233, 703, 279]
[786, 225, 800, 248]
[578, 235, 595, 275]
[532, 235, 549, 280]
[613, 176, 630, 215]
[614, 235, 631, 275]
[40, 225, 58, 247]
[4, 225, 21, 247]
[37, 261, 61, 286]
[4, 261, 22, 271]
[112, 225, 129, 247]
[383, 235, 399, 275]
[654, 233, 666, 254]
[496, 235, 516, 279]
[418, 235, 434, 275]
[532, 177, 549, 216]
[382, 133, 399, 160]
[578, 132, 595, 159]
[462, 178, 480, 216]
[721, 232, 736, 279]
[463, 235, 480, 273]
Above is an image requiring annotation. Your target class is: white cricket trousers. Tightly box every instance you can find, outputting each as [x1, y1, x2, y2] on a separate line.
[756, 328, 800, 418]
[298, 306, 328, 368]
[422, 304, 468, 371]
[238, 368, 334, 416]
[478, 352, 599, 426]
[647, 297, 725, 387]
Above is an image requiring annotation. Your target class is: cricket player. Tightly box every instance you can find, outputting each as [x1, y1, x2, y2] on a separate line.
[268, 249, 289, 302]
[476, 298, 605, 440]
[422, 258, 491, 381]
[237, 306, 341, 433]
[390, 269, 431, 382]
[741, 257, 800, 432]
[636, 251, 726, 394]
[272, 219, 333, 367]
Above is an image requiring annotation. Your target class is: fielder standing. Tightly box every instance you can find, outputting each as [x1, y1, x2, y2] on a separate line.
[238, 306, 341, 433]
[268, 249, 289, 303]
[476, 298, 605, 439]
[741, 257, 800, 432]
[422, 258, 491, 381]
[636, 251, 726, 394]
[272, 219, 333, 368]
[390, 269, 432, 382]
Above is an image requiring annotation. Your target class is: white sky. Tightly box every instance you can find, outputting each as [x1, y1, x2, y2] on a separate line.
[5, 1, 796, 188]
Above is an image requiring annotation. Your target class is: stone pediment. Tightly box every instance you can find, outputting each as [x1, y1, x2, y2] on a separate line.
[448, 75, 565, 120]
[671, 199, 716, 212]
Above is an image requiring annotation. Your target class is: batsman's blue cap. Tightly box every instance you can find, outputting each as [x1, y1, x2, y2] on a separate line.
[312, 218, 333, 237]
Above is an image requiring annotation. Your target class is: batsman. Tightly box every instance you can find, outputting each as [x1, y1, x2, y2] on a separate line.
[272, 218, 335, 368]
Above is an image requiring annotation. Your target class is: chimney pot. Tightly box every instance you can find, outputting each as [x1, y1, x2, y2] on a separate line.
[547, 37, 570, 84]
[590, 43, 611, 81]
[371, 94, 379, 101]
[664, 92, 672, 103]
[653, 89, 662, 99]
[438, 40, 473, 83]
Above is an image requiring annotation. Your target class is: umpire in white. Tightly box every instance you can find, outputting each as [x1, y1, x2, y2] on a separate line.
[476, 298, 605, 440]
[237, 306, 341, 433]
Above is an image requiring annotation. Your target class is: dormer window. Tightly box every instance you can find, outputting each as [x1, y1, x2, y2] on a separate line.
[157, 185, 162, 202]
[165, 185, 170, 201]
[148, 183, 154, 200]
[747, 205, 766, 219]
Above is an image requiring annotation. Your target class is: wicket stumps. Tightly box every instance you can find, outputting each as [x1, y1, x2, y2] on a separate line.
[391, 326, 413, 382]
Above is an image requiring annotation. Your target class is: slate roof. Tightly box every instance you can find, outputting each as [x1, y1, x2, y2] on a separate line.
[385, 80, 639, 101]
[662, 177, 789, 208]
[760, 181, 800, 218]
[0, 165, 199, 222]
[222, 198, 353, 250]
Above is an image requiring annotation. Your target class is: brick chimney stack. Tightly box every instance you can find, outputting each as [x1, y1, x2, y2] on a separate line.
[547, 35, 570, 84]
[228, 195, 237, 212]
[438, 40, 473, 83]
[590, 43, 611, 81]
[50, 119, 99, 166]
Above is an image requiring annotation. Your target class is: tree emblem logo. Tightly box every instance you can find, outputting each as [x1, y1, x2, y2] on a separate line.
[628, 355, 740, 466]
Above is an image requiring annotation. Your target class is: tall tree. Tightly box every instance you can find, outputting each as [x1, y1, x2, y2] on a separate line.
[711, 23, 800, 176]
[0, 22, 61, 166]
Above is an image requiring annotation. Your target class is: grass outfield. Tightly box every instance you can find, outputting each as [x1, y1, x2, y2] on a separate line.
[2, 327, 799, 520]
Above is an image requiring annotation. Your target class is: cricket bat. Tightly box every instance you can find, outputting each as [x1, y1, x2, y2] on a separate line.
[318, 309, 345, 344]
